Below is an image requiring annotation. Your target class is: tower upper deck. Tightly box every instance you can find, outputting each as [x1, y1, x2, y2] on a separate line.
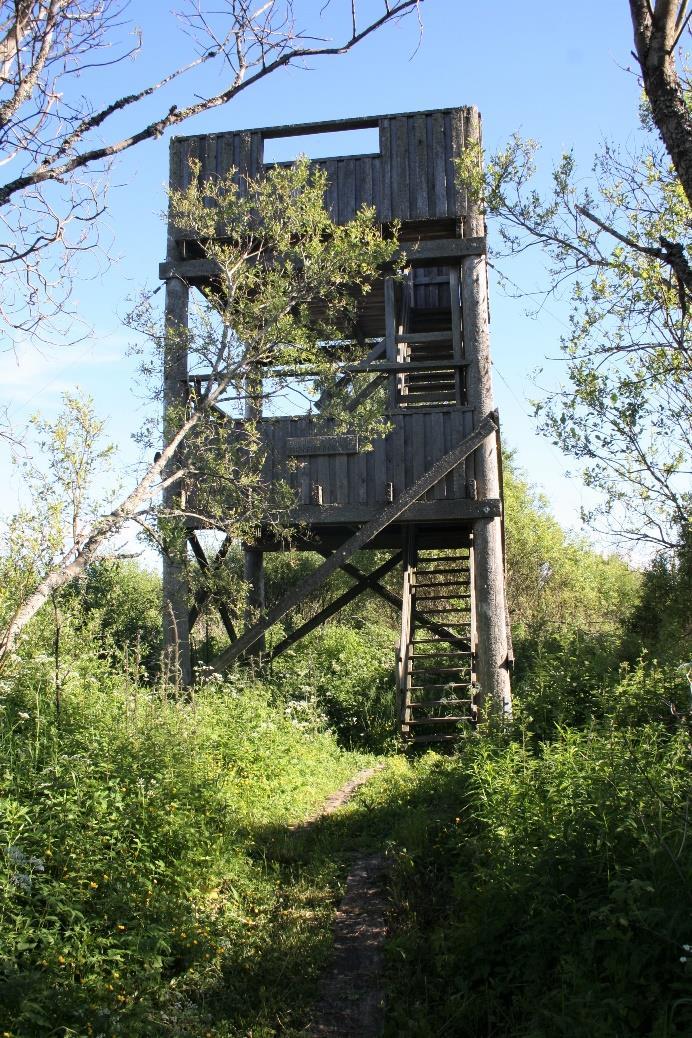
[168, 106, 475, 247]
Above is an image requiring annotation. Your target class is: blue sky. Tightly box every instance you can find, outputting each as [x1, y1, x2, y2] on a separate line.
[0, 0, 645, 543]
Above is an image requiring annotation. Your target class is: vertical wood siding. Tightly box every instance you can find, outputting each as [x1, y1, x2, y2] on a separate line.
[170, 109, 468, 223]
[253, 410, 475, 509]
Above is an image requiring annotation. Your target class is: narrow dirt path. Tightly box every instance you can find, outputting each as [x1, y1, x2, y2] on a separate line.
[299, 763, 390, 1038]
[289, 764, 385, 831]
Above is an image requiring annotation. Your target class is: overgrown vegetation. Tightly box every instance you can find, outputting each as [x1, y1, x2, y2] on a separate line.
[0, 663, 370, 1036]
[1, 440, 690, 1035]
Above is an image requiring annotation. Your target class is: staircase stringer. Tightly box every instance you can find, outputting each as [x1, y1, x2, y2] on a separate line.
[396, 528, 416, 736]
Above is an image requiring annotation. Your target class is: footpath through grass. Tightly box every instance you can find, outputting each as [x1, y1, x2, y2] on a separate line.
[2, 659, 691, 1037]
[0, 675, 375, 1037]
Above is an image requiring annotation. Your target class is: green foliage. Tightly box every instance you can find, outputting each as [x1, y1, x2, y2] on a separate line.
[504, 453, 641, 645]
[270, 622, 397, 752]
[0, 669, 365, 1037]
[16, 393, 116, 579]
[70, 560, 163, 677]
[382, 673, 692, 1037]
[458, 119, 691, 552]
[627, 525, 692, 664]
[501, 452, 643, 734]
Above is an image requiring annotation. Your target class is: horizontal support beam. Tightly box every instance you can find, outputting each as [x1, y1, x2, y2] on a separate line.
[396, 237, 485, 264]
[160, 237, 485, 283]
[288, 499, 501, 525]
[160, 257, 219, 281]
[342, 359, 469, 374]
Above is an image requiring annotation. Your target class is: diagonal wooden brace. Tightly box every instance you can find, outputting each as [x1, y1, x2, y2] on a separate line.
[187, 532, 237, 641]
[267, 552, 403, 661]
[210, 412, 498, 672]
[333, 558, 471, 652]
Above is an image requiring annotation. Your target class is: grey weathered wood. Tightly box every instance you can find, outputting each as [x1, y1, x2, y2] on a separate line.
[342, 157, 356, 223]
[461, 107, 511, 718]
[384, 276, 397, 409]
[162, 270, 192, 687]
[244, 546, 266, 654]
[380, 117, 392, 221]
[286, 434, 359, 456]
[393, 115, 410, 221]
[431, 110, 447, 217]
[158, 238, 486, 283]
[210, 414, 497, 670]
[413, 113, 428, 220]
[396, 237, 485, 264]
[287, 499, 500, 524]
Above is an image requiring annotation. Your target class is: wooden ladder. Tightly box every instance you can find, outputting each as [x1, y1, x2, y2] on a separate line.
[398, 541, 477, 745]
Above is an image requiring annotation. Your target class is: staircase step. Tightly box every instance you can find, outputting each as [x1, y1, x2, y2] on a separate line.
[409, 668, 471, 678]
[409, 682, 471, 691]
[416, 598, 471, 605]
[414, 574, 470, 581]
[408, 698, 473, 707]
[411, 637, 471, 645]
[410, 652, 472, 660]
[404, 733, 469, 745]
[406, 716, 470, 726]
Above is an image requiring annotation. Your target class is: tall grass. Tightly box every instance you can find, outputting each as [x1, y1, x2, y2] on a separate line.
[382, 661, 692, 1038]
[0, 671, 368, 1037]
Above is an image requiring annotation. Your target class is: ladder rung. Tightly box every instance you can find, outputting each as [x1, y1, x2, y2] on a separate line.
[415, 573, 470, 581]
[411, 637, 471, 645]
[409, 682, 471, 691]
[396, 331, 453, 344]
[410, 652, 472, 659]
[409, 667, 471, 676]
[404, 733, 468, 745]
[417, 607, 469, 615]
[417, 597, 470, 604]
[408, 698, 473, 707]
[417, 555, 469, 562]
[406, 716, 470, 726]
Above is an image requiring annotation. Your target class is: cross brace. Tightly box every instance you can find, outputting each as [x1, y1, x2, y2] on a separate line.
[268, 552, 403, 661]
[210, 412, 498, 672]
[187, 532, 238, 642]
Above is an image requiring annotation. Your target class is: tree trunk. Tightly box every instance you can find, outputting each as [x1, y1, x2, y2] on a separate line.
[629, 0, 692, 209]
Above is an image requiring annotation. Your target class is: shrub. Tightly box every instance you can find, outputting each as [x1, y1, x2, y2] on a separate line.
[269, 621, 398, 751]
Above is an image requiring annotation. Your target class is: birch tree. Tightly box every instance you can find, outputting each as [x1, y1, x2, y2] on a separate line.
[0, 158, 397, 663]
[0, 0, 420, 342]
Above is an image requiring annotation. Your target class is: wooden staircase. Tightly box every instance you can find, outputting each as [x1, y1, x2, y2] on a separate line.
[397, 540, 477, 745]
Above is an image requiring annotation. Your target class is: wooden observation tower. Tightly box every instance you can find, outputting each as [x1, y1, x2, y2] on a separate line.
[160, 107, 512, 741]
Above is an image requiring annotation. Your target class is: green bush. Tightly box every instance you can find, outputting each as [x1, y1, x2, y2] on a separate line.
[269, 621, 398, 751]
[0, 670, 364, 1037]
[384, 666, 692, 1038]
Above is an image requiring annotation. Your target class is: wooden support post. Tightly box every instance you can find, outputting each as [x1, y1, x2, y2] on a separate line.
[462, 107, 512, 719]
[243, 547, 265, 654]
[397, 527, 416, 732]
[162, 270, 192, 688]
[243, 369, 265, 654]
[384, 276, 398, 409]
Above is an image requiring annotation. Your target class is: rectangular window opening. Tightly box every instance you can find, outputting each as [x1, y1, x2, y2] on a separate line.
[263, 127, 379, 164]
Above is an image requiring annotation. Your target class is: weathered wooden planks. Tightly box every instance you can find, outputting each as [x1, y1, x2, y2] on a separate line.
[220, 407, 481, 520]
[169, 107, 471, 229]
